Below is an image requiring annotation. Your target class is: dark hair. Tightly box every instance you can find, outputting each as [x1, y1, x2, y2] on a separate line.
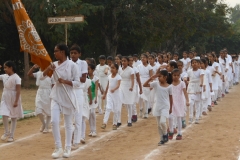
[4, 61, 17, 73]
[158, 70, 168, 77]
[191, 58, 200, 64]
[172, 69, 180, 75]
[200, 58, 207, 68]
[88, 63, 96, 70]
[122, 56, 129, 61]
[55, 43, 69, 58]
[177, 60, 183, 65]
[173, 52, 179, 56]
[112, 63, 119, 70]
[116, 55, 122, 60]
[128, 56, 133, 59]
[183, 51, 188, 55]
[149, 54, 155, 59]
[158, 54, 163, 59]
[169, 61, 178, 69]
[85, 58, 96, 65]
[99, 55, 106, 60]
[189, 51, 194, 55]
[220, 50, 226, 63]
[141, 53, 148, 58]
[133, 54, 138, 58]
[70, 44, 81, 53]
[107, 56, 113, 61]
[208, 53, 216, 66]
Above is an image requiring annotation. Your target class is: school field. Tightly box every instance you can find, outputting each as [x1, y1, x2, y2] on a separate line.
[0, 84, 240, 160]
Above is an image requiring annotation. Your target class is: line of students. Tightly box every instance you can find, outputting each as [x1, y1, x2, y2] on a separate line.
[1, 43, 239, 158]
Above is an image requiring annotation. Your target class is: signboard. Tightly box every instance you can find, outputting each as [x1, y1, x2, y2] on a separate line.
[47, 15, 84, 24]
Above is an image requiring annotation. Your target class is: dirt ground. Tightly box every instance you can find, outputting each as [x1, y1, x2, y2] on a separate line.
[0, 84, 240, 160]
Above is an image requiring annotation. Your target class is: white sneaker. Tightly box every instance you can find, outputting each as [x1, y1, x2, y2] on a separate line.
[1, 133, 9, 141]
[80, 138, 85, 144]
[88, 132, 93, 136]
[92, 132, 97, 137]
[195, 119, 199, 124]
[43, 128, 49, 133]
[51, 147, 63, 159]
[63, 147, 71, 158]
[7, 137, 14, 142]
[39, 125, 45, 132]
[71, 143, 79, 150]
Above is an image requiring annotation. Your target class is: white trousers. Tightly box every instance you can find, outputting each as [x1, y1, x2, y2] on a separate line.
[132, 103, 137, 116]
[89, 108, 96, 132]
[51, 103, 73, 148]
[156, 116, 167, 140]
[81, 117, 86, 139]
[189, 94, 201, 119]
[73, 92, 83, 145]
[169, 116, 182, 135]
[103, 109, 118, 125]
[139, 98, 149, 117]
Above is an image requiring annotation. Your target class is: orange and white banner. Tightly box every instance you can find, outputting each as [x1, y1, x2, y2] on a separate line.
[12, 0, 52, 73]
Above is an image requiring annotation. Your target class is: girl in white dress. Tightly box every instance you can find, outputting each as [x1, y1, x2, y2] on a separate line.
[101, 63, 122, 130]
[43, 43, 80, 158]
[96, 55, 108, 114]
[208, 53, 221, 105]
[168, 69, 189, 140]
[119, 56, 135, 126]
[27, 64, 52, 133]
[180, 51, 191, 72]
[149, 54, 159, 112]
[115, 55, 123, 73]
[186, 59, 204, 124]
[128, 56, 143, 122]
[143, 70, 173, 146]
[88, 64, 99, 137]
[200, 59, 213, 115]
[0, 61, 23, 142]
[137, 54, 153, 118]
[80, 78, 92, 144]
[219, 50, 229, 98]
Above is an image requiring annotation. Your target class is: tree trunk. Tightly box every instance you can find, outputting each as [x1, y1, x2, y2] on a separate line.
[23, 52, 29, 88]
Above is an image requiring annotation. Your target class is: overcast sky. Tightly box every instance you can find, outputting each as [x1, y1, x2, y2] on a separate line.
[223, 0, 239, 7]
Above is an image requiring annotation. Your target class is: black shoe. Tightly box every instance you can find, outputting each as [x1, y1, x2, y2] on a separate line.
[158, 140, 165, 146]
[163, 134, 169, 143]
[117, 123, 121, 128]
[127, 123, 132, 127]
[148, 108, 152, 114]
[132, 115, 137, 123]
[214, 101, 218, 105]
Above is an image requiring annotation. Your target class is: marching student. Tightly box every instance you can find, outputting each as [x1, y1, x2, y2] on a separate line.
[168, 69, 189, 140]
[200, 58, 213, 114]
[128, 56, 143, 122]
[88, 64, 99, 137]
[119, 56, 135, 127]
[80, 76, 92, 144]
[180, 51, 191, 72]
[133, 54, 141, 68]
[143, 70, 173, 146]
[43, 43, 80, 158]
[137, 53, 153, 119]
[186, 59, 204, 124]
[101, 63, 122, 130]
[70, 44, 88, 150]
[27, 64, 52, 133]
[96, 55, 108, 114]
[0, 61, 23, 142]
[115, 55, 123, 72]
[219, 50, 229, 98]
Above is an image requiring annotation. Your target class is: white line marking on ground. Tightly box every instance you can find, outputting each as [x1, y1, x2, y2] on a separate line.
[143, 123, 194, 160]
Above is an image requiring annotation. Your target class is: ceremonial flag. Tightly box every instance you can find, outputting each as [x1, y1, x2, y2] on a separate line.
[11, 0, 52, 75]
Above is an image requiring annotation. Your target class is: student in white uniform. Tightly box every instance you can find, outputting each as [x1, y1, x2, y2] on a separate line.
[96, 55, 108, 114]
[27, 64, 52, 133]
[101, 63, 122, 130]
[168, 69, 189, 140]
[137, 53, 153, 119]
[233, 56, 239, 85]
[133, 54, 141, 68]
[143, 70, 173, 146]
[80, 78, 91, 144]
[43, 43, 80, 158]
[180, 51, 191, 72]
[226, 51, 233, 91]
[0, 61, 23, 142]
[208, 53, 221, 105]
[128, 56, 143, 122]
[88, 64, 99, 137]
[70, 45, 88, 150]
[186, 59, 204, 124]
[119, 56, 135, 127]
[200, 58, 213, 114]
[157, 55, 168, 70]
[149, 54, 159, 112]
[219, 50, 229, 98]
